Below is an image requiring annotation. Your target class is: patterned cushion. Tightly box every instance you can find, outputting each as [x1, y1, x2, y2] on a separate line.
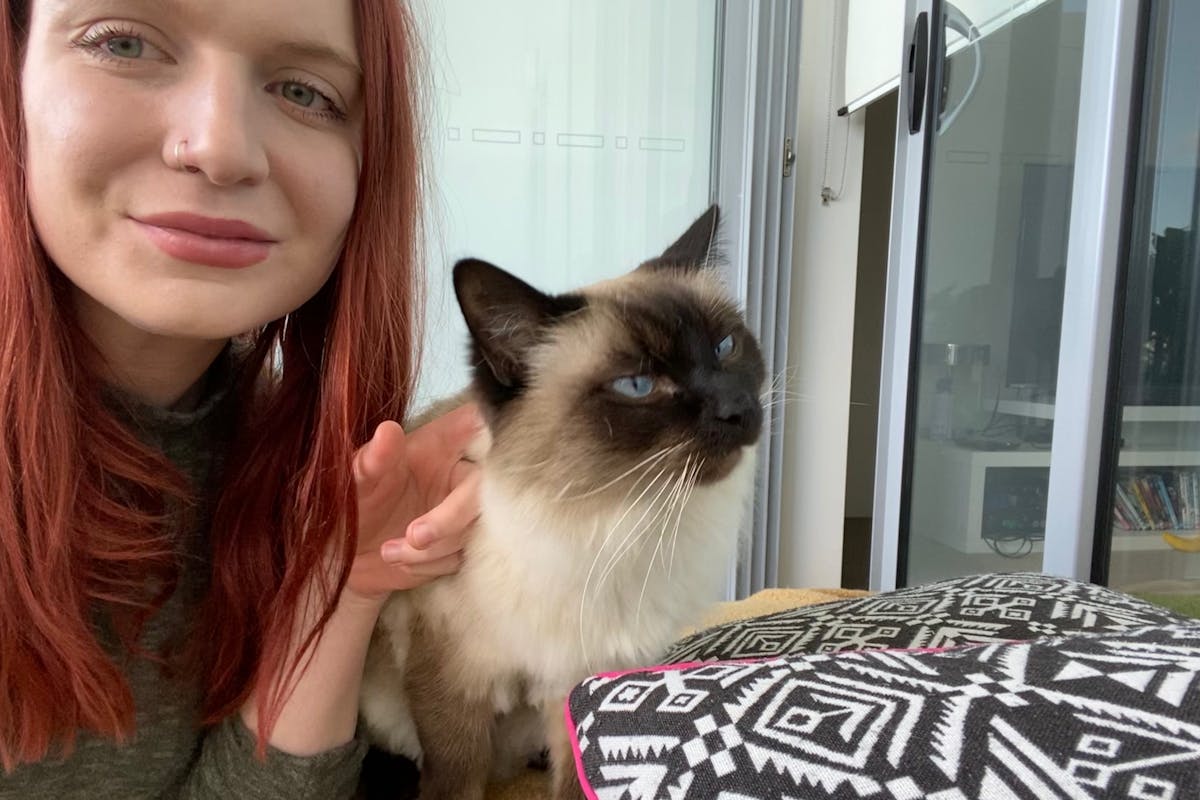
[567, 622, 1200, 798]
[666, 572, 1189, 663]
[566, 573, 1198, 798]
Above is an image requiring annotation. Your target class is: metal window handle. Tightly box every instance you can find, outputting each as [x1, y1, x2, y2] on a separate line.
[938, 1, 982, 133]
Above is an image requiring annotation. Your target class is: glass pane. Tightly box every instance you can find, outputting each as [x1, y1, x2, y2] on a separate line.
[415, 1, 718, 403]
[1105, 0, 1200, 606]
[904, 0, 1088, 584]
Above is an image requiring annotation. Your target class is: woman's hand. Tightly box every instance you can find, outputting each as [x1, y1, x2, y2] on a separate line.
[240, 405, 482, 755]
[343, 403, 483, 606]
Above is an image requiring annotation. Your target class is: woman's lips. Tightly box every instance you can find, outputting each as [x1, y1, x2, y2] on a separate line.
[132, 213, 276, 269]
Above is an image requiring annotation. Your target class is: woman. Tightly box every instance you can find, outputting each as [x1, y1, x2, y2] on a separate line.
[1, 0, 477, 797]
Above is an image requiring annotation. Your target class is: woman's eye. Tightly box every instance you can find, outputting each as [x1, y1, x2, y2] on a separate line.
[715, 334, 735, 360]
[272, 80, 347, 121]
[281, 82, 318, 107]
[77, 27, 167, 62]
[105, 35, 143, 59]
[611, 375, 655, 399]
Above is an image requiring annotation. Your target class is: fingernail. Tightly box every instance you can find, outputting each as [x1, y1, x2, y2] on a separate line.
[409, 523, 430, 549]
[381, 541, 406, 562]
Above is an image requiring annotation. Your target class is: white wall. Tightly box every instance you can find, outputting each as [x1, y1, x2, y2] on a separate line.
[777, 0, 868, 588]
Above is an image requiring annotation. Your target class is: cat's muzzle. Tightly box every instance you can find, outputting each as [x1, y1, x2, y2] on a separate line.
[694, 391, 762, 482]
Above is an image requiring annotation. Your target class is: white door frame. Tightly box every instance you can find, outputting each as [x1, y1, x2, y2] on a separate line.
[714, 0, 803, 597]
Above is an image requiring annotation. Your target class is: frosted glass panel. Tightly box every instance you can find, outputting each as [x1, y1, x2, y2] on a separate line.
[416, 1, 719, 403]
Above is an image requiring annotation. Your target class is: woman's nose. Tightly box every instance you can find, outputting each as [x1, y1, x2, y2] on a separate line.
[168, 59, 269, 186]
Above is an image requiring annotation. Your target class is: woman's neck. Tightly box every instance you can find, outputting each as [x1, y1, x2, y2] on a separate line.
[72, 288, 230, 410]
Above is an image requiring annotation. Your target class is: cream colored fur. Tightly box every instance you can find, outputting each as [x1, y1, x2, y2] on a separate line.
[359, 434, 756, 768]
[360, 259, 762, 783]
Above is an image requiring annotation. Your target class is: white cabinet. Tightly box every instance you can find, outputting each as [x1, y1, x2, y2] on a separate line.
[912, 417, 1200, 558]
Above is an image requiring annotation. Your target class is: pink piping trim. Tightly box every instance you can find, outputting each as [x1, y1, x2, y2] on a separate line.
[566, 698, 602, 800]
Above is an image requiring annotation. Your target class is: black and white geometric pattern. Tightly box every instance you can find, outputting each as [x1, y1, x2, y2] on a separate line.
[666, 573, 1189, 664]
[568, 623, 1200, 799]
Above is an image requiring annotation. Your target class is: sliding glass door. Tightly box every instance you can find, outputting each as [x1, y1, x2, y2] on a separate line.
[1099, 0, 1200, 602]
[906, 0, 1088, 584]
[873, 0, 1141, 589]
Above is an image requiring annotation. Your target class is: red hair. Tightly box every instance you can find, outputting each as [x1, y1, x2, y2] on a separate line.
[0, 0, 424, 770]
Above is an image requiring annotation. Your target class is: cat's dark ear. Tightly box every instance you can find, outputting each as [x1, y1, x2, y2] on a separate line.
[453, 258, 583, 389]
[642, 204, 720, 272]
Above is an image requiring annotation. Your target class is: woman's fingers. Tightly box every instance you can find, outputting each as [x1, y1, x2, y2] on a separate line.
[352, 420, 406, 493]
[380, 526, 464, 565]
[407, 403, 484, 487]
[376, 462, 479, 556]
[397, 553, 464, 579]
[344, 404, 485, 598]
[366, 461, 479, 593]
[404, 463, 481, 546]
[350, 550, 464, 596]
[422, 403, 484, 458]
[355, 404, 481, 501]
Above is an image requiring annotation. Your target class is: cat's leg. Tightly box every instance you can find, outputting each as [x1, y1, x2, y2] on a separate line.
[491, 704, 548, 780]
[404, 623, 494, 800]
[543, 701, 588, 800]
[360, 598, 422, 761]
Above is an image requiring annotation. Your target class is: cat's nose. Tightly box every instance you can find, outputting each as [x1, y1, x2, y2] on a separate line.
[707, 390, 762, 443]
[715, 392, 756, 425]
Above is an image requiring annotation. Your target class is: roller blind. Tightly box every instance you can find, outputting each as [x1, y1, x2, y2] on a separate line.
[842, 0, 1056, 115]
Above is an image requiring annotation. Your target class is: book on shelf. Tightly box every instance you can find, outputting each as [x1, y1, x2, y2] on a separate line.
[1112, 468, 1200, 532]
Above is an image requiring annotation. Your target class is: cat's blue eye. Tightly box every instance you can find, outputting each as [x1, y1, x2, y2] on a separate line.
[611, 375, 655, 398]
[715, 334, 735, 360]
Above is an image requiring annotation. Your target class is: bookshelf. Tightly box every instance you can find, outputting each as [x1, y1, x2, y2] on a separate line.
[911, 439, 1200, 556]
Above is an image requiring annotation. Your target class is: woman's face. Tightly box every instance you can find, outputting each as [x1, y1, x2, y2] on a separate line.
[21, 0, 362, 344]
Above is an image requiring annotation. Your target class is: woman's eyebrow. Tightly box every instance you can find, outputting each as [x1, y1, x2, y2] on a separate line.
[273, 40, 362, 80]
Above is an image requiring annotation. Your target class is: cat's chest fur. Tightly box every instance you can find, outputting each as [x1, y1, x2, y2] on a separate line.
[415, 445, 754, 705]
[361, 446, 754, 764]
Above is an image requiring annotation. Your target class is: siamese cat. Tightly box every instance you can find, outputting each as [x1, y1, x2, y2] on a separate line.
[359, 205, 765, 800]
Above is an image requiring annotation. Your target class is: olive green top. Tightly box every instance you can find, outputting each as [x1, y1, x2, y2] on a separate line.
[2, 353, 366, 799]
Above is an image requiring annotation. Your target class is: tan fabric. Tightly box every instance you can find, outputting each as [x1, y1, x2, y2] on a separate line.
[484, 586, 872, 800]
[684, 587, 871, 635]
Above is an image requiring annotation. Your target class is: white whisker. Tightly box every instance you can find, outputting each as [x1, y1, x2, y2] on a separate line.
[578, 466, 671, 672]
[636, 529, 666, 631]
[596, 469, 677, 589]
[559, 441, 685, 502]
[668, 458, 704, 580]
[656, 462, 689, 573]
[576, 517, 602, 673]
[637, 457, 692, 629]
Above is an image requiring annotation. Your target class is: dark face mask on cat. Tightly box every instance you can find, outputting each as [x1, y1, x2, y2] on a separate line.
[451, 204, 766, 492]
